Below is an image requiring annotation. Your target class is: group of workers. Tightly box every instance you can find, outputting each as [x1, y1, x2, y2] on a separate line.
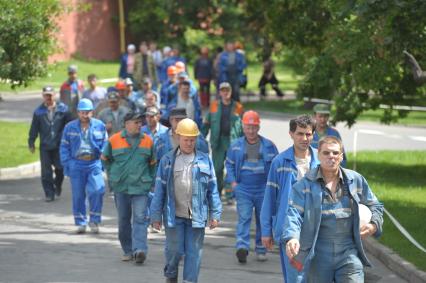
[28, 52, 383, 282]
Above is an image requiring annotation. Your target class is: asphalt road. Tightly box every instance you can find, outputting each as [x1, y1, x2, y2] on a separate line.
[0, 177, 406, 283]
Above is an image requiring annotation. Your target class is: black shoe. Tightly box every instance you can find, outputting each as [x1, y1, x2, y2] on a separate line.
[55, 187, 62, 197]
[134, 251, 146, 264]
[236, 248, 248, 263]
[45, 196, 54, 202]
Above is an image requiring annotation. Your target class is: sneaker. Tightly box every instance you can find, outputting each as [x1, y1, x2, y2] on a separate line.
[236, 248, 248, 263]
[121, 254, 133, 262]
[76, 225, 86, 234]
[89, 223, 99, 234]
[256, 254, 268, 262]
[149, 225, 161, 233]
[134, 251, 146, 264]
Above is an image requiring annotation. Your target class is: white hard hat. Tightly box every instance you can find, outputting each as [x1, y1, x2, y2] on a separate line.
[358, 204, 372, 227]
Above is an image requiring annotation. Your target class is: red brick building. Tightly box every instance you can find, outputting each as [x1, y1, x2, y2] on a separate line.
[50, 0, 121, 62]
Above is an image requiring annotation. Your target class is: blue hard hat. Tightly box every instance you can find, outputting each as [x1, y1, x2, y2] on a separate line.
[77, 98, 94, 111]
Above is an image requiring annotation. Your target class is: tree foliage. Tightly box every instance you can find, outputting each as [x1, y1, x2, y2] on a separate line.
[259, 0, 426, 126]
[0, 0, 62, 88]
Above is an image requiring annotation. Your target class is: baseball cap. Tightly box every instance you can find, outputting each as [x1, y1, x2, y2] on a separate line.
[68, 65, 78, 73]
[144, 106, 160, 116]
[169, 108, 187, 119]
[125, 78, 133, 85]
[42, 86, 55, 95]
[219, 82, 231, 90]
[124, 112, 143, 122]
[107, 91, 119, 101]
[313, 104, 331, 114]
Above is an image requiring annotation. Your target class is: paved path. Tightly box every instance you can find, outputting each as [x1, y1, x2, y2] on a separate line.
[0, 177, 406, 283]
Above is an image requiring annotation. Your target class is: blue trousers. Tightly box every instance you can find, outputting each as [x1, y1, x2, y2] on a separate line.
[40, 149, 63, 198]
[114, 192, 149, 256]
[164, 218, 205, 283]
[235, 189, 266, 255]
[69, 161, 105, 226]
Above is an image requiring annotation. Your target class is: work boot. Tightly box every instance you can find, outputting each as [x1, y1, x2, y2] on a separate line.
[89, 222, 99, 234]
[76, 225, 86, 234]
[45, 196, 54, 202]
[236, 248, 248, 263]
[134, 251, 146, 264]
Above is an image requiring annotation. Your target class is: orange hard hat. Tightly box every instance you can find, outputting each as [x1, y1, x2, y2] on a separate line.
[167, 65, 177, 76]
[175, 61, 186, 73]
[115, 81, 126, 90]
[242, 110, 260, 125]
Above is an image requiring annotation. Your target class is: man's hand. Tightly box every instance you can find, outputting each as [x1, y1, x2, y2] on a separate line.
[261, 236, 274, 251]
[360, 223, 377, 239]
[231, 181, 238, 188]
[153, 221, 161, 231]
[209, 219, 219, 230]
[286, 238, 300, 259]
[29, 146, 35, 154]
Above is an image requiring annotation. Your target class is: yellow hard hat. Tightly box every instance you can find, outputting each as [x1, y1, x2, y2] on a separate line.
[175, 118, 200, 137]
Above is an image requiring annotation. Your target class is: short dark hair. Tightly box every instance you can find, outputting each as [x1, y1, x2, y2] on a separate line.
[289, 114, 316, 132]
[87, 74, 97, 81]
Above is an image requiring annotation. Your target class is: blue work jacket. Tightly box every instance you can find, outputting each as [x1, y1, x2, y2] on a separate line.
[218, 51, 246, 84]
[28, 102, 71, 150]
[60, 118, 108, 174]
[141, 124, 168, 143]
[312, 126, 347, 167]
[154, 129, 209, 163]
[150, 148, 222, 228]
[260, 146, 319, 242]
[225, 135, 278, 184]
[282, 166, 384, 280]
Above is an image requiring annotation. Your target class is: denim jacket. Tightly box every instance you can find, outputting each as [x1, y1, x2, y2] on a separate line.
[150, 148, 222, 228]
[282, 166, 384, 278]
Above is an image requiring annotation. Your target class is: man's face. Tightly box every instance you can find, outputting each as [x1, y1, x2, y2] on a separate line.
[179, 135, 197, 154]
[319, 142, 343, 172]
[140, 44, 148, 54]
[289, 126, 313, 153]
[145, 114, 158, 128]
[68, 72, 77, 81]
[179, 84, 190, 98]
[43, 93, 55, 106]
[170, 117, 184, 131]
[144, 92, 156, 107]
[118, 89, 127, 98]
[315, 113, 330, 129]
[126, 84, 133, 93]
[226, 42, 234, 52]
[108, 100, 119, 111]
[125, 119, 142, 135]
[142, 83, 151, 93]
[88, 78, 97, 89]
[243, 124, 260, 142]
[219, 88, 232, 101]
[78, 110, 92, 123]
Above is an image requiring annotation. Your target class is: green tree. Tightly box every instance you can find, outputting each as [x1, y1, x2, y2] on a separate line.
[261, 0, 426, 126]
[0, 0, 62, 88]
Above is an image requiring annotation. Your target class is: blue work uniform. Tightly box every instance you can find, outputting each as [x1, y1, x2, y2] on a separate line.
[260, 146, 319, 282]
[60, 118, 108, 226]
[141, 123, 168, 143]
[226, 136, 278, 255]
[283, 166, 384, 283]
[150, 148, 222, 282]
[312, 126, 347, 167]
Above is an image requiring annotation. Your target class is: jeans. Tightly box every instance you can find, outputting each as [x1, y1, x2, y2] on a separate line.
[114, 192, 149, 256]
[235, 189, 266, 255]
[40, 149, 64, 198]
[164, 217, 205, 283]
[69, 161, 105, 226]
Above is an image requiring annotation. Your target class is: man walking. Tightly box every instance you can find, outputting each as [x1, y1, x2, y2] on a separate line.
[60, 65, 84, 118]
[260, 115, 319, 282]
[97, 92, 129, 136]
[202, 82, 244, 201]
[151, 118, 222, 283]
[102, 112, 156, 264]
[225, 111, 278, 263]
[60, 98, 108, 234]
[28, 86, 72, 202]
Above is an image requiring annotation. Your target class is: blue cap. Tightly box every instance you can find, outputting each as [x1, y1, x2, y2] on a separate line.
[77, 98, 94, 111]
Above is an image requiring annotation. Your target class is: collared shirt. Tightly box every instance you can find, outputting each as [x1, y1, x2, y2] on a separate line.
[173, 149, 195, 219]
[316, 168, 344, 203]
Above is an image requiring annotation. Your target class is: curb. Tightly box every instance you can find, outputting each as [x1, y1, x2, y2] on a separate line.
[364, 237, 426, 283]
[0, 161, 40, 181]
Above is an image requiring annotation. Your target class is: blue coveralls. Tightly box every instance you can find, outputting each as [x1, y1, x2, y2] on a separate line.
[260, 146, 319, 282]
[60, 118, 108, 226]
[226, 136, 278, 255]
[282, 166, 384, 283]
[150, 148, 222, 282]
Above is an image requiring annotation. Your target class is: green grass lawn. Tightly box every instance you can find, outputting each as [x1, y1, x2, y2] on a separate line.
[0, 121, 39, 168]
[347, 151, 426, 271]
[244, 99, 426, 126]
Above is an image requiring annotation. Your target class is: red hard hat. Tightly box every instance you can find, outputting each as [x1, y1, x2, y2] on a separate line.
[115, 81, 126, 90]
[167, 65, 177, 76]
[242, 110, 260, 125]
[175, 61, 185, 73]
